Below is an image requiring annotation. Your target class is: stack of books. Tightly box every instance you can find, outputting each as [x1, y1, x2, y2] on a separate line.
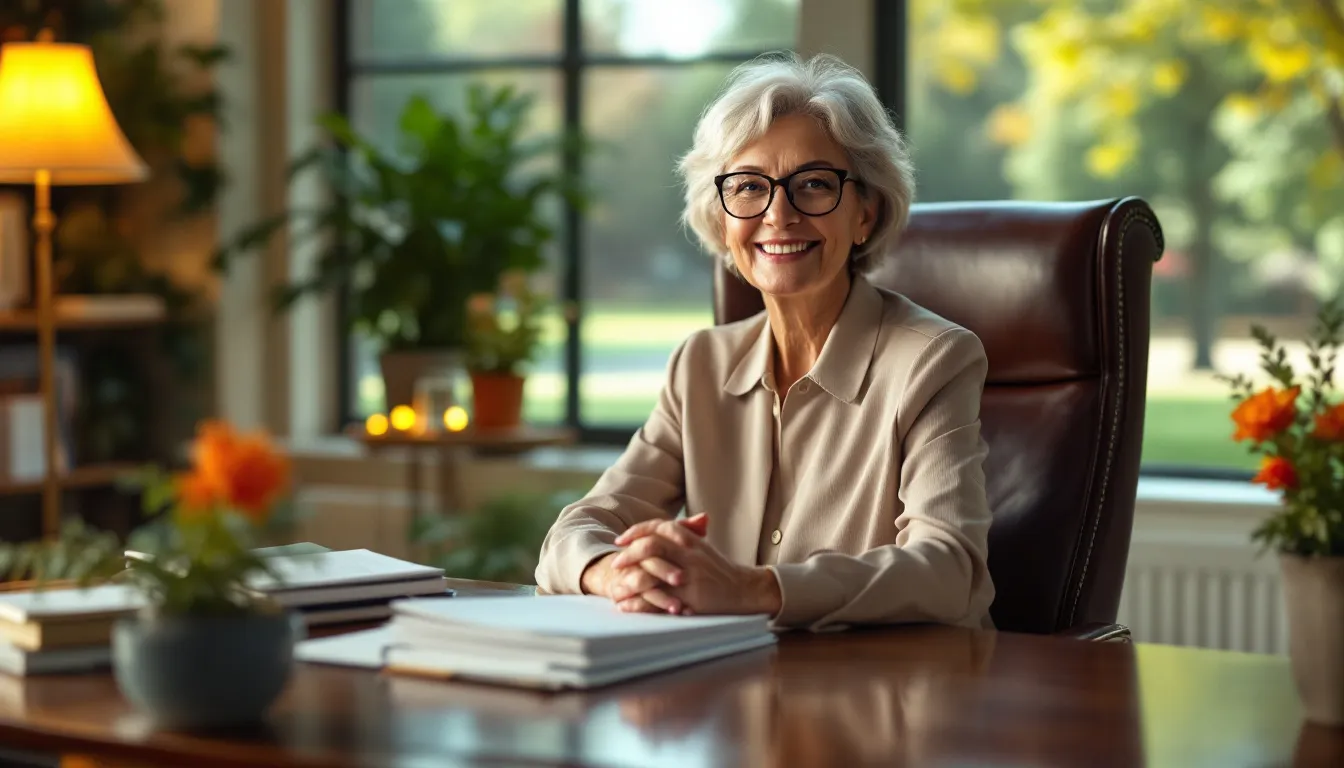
[0, 548, 451, 676]
[375, 594, 777, 690]
[0, 584, 141, 675]
[245, 548, 451, 627]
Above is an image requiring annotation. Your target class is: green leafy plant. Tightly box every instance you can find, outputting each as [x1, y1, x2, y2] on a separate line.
[464, 269, 550, 375]
[1221, 296, 1344, 556]
[215, 84, 589, 353]
[408, 490, 578, 584]
[0, 420, 299, 616]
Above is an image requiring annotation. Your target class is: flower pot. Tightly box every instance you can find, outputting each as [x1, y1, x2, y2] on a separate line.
[112, 610, 302, 729]
[380, 349, 463, 411]
[470, 371, 526, 430]
[1279, 553, 1344, 726]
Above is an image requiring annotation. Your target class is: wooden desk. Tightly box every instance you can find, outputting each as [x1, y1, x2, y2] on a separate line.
[0, 580, 1341, 767]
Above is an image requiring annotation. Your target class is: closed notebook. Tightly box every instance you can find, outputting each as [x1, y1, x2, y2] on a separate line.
[382, 595, 776, 690]
[0, 584, 143, 653]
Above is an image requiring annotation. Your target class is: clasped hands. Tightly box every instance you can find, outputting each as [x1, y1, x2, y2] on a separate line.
[581, 513, 782, 617]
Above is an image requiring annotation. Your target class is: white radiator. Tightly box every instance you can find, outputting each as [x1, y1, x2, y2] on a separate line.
[1119, 481, 1287, 655]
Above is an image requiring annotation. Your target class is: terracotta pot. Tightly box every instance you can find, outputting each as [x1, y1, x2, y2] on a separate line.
[1279, 553, 1344, 726]
[379, 349, 462, 411]
[470, 372, 525, 430]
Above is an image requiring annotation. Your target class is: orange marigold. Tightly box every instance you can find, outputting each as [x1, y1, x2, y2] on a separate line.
[175, 470, 218, 517]
[1313, 402, 1344, 441]
[189, 420, 290, 521]
[1231, 387, 1299, 442]
[1252, 456, 1298, 491]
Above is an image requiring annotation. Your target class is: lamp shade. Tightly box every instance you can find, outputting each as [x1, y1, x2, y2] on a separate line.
[0, 41, 147, 185]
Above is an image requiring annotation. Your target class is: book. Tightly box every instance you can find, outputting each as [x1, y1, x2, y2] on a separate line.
[0, 584, 144, 654]
[242, 549, 450, 608]
[379, 595, 777, 690]
[0, 641, 111, 676]
[121, 547, 453, 609]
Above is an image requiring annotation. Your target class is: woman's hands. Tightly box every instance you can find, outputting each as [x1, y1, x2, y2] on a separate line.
[586, 514, 782, 617]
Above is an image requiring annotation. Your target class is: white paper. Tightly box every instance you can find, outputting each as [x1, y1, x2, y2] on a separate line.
[246, 549, 444, 592]
[392, 594, 768, 639]
[294, 627, 393, 669]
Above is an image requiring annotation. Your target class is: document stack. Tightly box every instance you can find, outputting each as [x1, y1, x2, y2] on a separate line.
[379, 594, 777, 690]
[122, 546, 454, 628]
[0, 584, 141, 675]
[245, 548, 452, 627]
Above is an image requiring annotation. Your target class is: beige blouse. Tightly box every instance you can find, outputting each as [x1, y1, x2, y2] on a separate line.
[534, 275, 995, 632]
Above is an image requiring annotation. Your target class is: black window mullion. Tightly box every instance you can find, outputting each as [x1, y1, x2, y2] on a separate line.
[562, 0, 583, 431]
[874, 0, 908, 132]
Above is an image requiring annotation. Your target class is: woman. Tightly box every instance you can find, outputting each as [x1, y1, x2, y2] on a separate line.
[535, 52, 995, 632]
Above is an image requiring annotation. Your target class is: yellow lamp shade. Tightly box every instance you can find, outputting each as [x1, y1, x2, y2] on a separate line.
[0, 41, 147, 185]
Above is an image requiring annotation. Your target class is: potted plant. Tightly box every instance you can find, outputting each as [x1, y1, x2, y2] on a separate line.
[1221, 296, 1344, 726]
[464, 269, 550, 429]
[215, 84, 587, 411]
[0, 420, 301, 729]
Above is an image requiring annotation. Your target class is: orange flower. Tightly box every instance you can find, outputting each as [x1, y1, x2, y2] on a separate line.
[1252, 456, 1298, 491]
[1231, 387, 1299, 442]
[187, 420, 290, 522]
[1313, 402, 1344, 441]
[216, 434, 291, 520]
[176, 470, 218, 514]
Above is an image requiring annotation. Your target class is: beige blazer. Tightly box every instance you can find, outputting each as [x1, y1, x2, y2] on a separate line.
[535, 275, 995, 631]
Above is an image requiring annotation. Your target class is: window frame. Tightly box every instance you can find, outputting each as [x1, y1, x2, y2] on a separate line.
[334, 0, 1251, 480]
[334, 0, 795, 445]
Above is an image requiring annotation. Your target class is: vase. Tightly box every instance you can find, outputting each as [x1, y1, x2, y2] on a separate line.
[1279, 553, 1344, 726]
[380, 349, 463, 412]
[470, 371, 526, 430]
[112, 610, 302, 729]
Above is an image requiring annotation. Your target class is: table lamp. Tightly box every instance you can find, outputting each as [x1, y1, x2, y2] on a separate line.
[0, 32, 148, 537]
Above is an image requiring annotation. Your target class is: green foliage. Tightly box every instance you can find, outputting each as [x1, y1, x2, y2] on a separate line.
[215, 84, 590, 353]
[0, 465, 302, 617]
[464, 271, 550, 375]
[1220, 296, 1344, 556]
[407, 490, 579, 584]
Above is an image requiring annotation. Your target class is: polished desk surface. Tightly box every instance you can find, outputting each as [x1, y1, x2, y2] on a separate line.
[0, 579, 1340, 768]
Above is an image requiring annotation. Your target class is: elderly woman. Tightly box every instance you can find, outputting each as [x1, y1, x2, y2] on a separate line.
[535, 53, 994, 631]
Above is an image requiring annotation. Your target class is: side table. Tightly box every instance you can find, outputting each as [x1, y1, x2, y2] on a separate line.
[350, 424, 578, 520]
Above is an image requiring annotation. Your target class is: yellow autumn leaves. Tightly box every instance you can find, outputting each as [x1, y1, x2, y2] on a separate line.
[920, 0, 1343, 180]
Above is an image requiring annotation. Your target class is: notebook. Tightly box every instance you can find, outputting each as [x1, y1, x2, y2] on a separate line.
[378, 595, 777, 690]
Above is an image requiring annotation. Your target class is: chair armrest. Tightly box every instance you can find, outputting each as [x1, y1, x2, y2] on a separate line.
[1055, 622, 1132, 642]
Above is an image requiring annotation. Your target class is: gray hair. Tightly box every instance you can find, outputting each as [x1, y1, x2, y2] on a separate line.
[677, 52, 915, 274]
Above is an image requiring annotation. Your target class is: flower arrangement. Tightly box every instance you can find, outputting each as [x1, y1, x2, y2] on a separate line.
[1222, 297, 1344, 557]
[0, 420, 296, 615]
[464, 269, 550, 376]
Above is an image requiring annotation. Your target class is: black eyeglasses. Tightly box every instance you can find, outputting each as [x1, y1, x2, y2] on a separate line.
[714, 167, 859, 219]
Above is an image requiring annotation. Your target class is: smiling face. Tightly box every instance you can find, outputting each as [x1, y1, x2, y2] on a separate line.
[720, 113, 876, 301]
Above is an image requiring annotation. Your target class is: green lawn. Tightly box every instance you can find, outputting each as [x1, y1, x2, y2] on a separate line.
[530, 393, 1254, 472]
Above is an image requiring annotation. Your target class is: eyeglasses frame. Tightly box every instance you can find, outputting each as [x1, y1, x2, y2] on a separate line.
[713, 167, 861, 219]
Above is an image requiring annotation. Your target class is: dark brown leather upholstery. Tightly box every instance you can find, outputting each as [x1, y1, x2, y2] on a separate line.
[714, 198, 1165, 635]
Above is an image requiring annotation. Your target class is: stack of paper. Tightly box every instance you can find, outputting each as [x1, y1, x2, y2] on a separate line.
[246, 548, 451, 626]
[379, 595, 776, 690]
[125, 547, 453, 627]
[0, 584, 142, 675]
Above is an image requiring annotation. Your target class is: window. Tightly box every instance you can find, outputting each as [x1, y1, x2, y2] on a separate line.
[901, 0, 1339, 475]
[338, 0, 799, 437]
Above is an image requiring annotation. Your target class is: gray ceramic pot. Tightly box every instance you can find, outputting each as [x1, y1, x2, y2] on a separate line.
[112, 610, 302, 729]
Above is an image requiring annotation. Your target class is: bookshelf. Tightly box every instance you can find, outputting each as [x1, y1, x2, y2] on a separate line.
[0, 295, 172, 539]
[0, 462, 138, 496]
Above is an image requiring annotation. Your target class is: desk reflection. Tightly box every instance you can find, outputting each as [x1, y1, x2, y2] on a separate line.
[361, 626, 1001, 768]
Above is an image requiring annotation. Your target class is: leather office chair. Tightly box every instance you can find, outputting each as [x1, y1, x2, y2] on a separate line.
[714, 198, 1164, 639]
